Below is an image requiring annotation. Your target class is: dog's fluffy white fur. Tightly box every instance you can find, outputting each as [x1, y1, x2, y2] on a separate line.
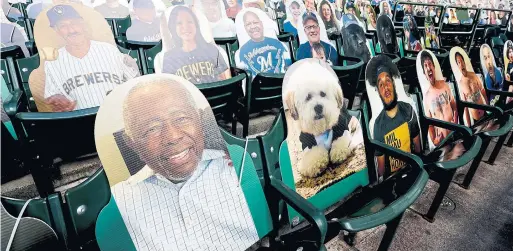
[285, 61, 360, 178]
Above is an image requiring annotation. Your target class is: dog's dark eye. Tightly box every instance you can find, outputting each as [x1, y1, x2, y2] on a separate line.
[320, 91, 326, 97]
[306, 93, 312, 101]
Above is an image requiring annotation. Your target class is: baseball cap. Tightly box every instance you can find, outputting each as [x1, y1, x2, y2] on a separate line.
[302, 12, 319, 25]
[47, 5, 83, 27]
[133, 0, 155, 9]
[346, 1, 355, 9]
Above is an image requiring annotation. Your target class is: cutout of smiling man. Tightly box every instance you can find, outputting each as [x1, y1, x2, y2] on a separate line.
[43, 4, 139, 112]
[296, 12, 338, 65]
[112, 79, 259, 250]
[237, 9, 290, 77]
[368, 55, 421, 178]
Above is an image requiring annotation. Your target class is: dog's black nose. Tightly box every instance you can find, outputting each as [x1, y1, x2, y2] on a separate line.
[314, 104, 323, 114]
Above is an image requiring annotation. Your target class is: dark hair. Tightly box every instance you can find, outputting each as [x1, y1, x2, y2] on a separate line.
[507, 44, 513, 60]
[420, 50, 434, 72]
[319, 0, 336, 27]
[454, 51, 464, 62]
[168, 6, 209, 49]
[366, 55, 400, 88]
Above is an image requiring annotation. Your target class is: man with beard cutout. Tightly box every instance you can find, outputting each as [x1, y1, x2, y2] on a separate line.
[420, 51, 458, 146]
[368, 56, 421, 178]
[296, 12, 338, 65]
[481, 45, 504, 105]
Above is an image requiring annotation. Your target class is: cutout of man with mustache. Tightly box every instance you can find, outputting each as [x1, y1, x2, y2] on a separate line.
[481, 45, 503, 105]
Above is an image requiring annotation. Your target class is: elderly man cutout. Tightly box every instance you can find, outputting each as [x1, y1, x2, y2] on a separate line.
[296, 12, 338, 65]
[112, 80, 259, 251]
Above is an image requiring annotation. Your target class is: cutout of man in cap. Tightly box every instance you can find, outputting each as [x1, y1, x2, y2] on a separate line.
[43, 4, 139, 111]
[236, 9, 290, 77]
[368, 55, 421, 178]
[419, 51, 458, 146]
[113, 78, 259, 250]
[94, 0, 129, 18]
[296, 12, 338, 65]
[126, 0, 161, 42]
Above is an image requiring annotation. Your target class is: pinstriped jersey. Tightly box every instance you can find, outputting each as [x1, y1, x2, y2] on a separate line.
[44, 40, 139, 110]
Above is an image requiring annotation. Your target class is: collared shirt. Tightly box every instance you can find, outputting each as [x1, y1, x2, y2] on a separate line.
[111, 149, 259, 251]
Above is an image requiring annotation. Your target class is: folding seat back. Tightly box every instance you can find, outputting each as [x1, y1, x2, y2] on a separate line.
[28, 3, 140, 113]
[63, 168, 111, 250]
[2, 46, 27, 116]
[1, 194, 68, 251]
[15, 53, 39, 111]
[1, 22, 30, 58]
[93, 74, 327, 250]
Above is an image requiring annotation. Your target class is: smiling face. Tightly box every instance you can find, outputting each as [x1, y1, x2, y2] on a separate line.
[304, 19, 320, 43]
[321, 3, 331, 21]
[244, 11, 264, 41]
[176, 10, 196, 43]
[55, 18, 88, 46]
[377, 71, 397, 110]
[305, 0, 315, 11]
[290, 2, 301, 18]
[125, 83, 205, 182]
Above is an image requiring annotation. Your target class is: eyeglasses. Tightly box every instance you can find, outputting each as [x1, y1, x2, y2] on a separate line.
[304, 24, 319, 31]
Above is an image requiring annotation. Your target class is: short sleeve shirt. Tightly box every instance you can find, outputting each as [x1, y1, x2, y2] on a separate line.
[237, 37, 290, 77]
[373, 101, 420, 176]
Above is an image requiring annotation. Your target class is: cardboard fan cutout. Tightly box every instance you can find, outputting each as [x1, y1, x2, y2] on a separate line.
[93, 0, 130, 18]
[282, 58, 366, 199]
[155, 5, 231, 84]
[376, 14, 398, 54]
[341, 17, 371, 63]
[504, 40, 513, 84]
[283, 0, 306, 36]
[416, 50, 460, 148]
[225, 0, 242, 19]
[304, 0, 317, 13]
[126, 0, 164, 42]
[194, 0, 237, 38]
[480, 44, 509, 106]
[296, 12, 338, 65]
[94, 74, 262, 251]
[234, 7, 290, 77]
[424, 17, 440, 49]
[317, 0, 340, 35]
[363, 3, 377, 31]
[30, 3, 140, 112]
[379, 0, 392, 19]
[365, 55, 422, 179]
[403, 15, 422, 51]
[266, 0, 286, 20]
[449, 47, 500, 131]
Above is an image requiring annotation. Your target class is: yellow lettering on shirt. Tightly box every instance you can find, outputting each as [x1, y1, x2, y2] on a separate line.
[384, 122, 411, 173]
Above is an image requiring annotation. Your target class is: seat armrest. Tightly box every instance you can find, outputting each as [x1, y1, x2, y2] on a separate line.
[487, 89, 513, 97]
[277, 33, 293, 42]
[3, 90, 23, 116]
[270, 177, 327, 246]
[423, 117, 472, 137]
[368, 139, 424, 170]
[459, 100, 503, 116]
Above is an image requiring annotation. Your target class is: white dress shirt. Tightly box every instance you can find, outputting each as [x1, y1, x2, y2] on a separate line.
[111, 149, 259, 251]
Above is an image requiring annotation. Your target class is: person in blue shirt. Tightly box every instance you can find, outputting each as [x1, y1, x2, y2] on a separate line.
[283, 0, 304, 36]
[481, 45, 504, 105]
[296, 12, 339, 65]
[236, 10, 290, 77]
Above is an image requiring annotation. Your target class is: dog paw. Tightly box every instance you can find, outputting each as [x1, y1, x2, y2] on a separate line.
[298, 146, 329, 178]
[330, 132, 353, 164]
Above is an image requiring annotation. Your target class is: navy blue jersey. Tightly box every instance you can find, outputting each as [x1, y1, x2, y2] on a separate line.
[237, 37, 290, 76]
[162, 43, 229, 85]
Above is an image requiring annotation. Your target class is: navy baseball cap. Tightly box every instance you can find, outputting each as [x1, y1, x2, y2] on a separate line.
[346, 2, 355, 10]
[47, 5, 83, 27]
[133, 0, 155, 9]
[302, 12, 319, 25]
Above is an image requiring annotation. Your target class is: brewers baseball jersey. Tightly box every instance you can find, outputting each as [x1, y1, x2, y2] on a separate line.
[161, 44, 229, 85]
[236, 37, 290, 77]
[111, 149, 259, 251]
[44, 40, 139, 110]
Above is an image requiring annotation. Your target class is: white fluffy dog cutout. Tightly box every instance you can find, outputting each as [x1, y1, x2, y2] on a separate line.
[283, 59, 364, 179]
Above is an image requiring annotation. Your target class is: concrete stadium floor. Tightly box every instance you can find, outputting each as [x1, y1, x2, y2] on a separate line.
[326, 139, 513, 251]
